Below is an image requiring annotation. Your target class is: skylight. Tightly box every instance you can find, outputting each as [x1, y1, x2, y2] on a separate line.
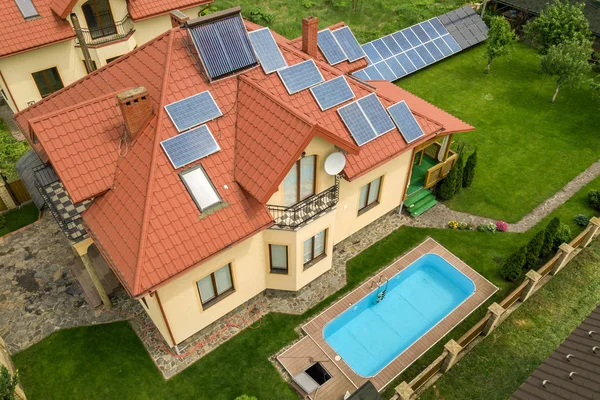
[180, 166, 221, 211]
[15, 0, 39, 20]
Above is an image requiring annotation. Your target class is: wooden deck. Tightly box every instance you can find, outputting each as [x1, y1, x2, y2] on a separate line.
[277, 238, 498, 399]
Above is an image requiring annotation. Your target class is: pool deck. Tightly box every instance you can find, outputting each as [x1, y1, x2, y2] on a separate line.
[277, 238, 498, 398]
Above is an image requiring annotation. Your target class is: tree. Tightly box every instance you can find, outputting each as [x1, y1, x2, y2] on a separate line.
[462, 149, 477, 188]
[588, 189, 600, 211]
[541, 217, 560, 257]
[524, 0, 592, 54]
[591, 75, 600, 105]
[0, 120, 29, 181]
[485, 16, 517, 73]
[437, 163, 459, 200]
[453, 154, 465, 195]
[0, 366, 18, 400]
[525, 229, 546, 268]
[500, 246, 527, 282]
[540, 39, 592, 102]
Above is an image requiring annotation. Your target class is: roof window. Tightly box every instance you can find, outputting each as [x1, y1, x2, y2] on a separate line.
[180, 165, 221, 212]
[15, 0, 39, 20]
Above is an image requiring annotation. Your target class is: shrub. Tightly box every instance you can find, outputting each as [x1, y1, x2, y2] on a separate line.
[247, 7, 274, 24]
[525, 229, 546, 268]
[588, 189, 600, 211]
[500, 246, 527, 282]
[235, 396, 258, 400]
[0, 214, 5, 230]
[458, 222, 474, 230]
[0, 365, 18, 400]
[477, 222, 497, 232]
[495, 220, 508, 232]
[555, 223, 572, 247]
[302, 0, 316, 8]
[462, 150, 477, 188]
[541, 217, 560, 256]
[437, 164, 459, 201]
[447, 220, 458, 229]
[574, 214, 589, 227]
[454, 154, 465, 195]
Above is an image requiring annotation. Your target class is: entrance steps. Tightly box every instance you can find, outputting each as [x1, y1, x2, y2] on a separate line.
[404, 190, 437, 217]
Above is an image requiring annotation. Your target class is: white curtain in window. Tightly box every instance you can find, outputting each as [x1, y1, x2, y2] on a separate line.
[300, 156, 315, 200]
[358, 184, 369, 209]
[314, 230, 325, 257]
[368, 177, 381, 204]
[303, 238, 313, 264]
[270, 245, 288, 269]
[197, 276, 215, 303]
[283, 163, 298, 206]
[214, 265, 232, 295]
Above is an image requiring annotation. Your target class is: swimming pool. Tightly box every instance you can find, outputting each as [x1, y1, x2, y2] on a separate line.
[323, 253, 475, 377]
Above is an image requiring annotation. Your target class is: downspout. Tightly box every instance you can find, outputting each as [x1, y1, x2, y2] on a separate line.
[70, 13, 96, 74]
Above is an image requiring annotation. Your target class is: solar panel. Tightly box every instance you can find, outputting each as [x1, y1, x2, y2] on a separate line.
[161, 125, 220, 169]
[385, 57, 407, 79]
[424, 42, 444, 60]
[396, 53, 417, 73]
[382, 36, 402, 55]
[415, 45, 435, 64]
[248, 28, 287, 74]
[411, 25, 430, 43]
[433, 37, 452, 57]
[391, 31, 412, 51]
[358, 94, 395, 135]
[442, 33, 462, 52]
[165, 91, 222, 132]
[430, 18, 449, 36]
[353, 69, 370, 81]
[188, 13, 257, 80]
[318, 29, 348, 65]
[373, 61, 396, 81]
[15, 0, 39, 19]
[363, 65, 384, 80]
[332, 26, 366, 62]
[401, 28, 421, 47]
[310, 76, 355, 111]
[278, 60, 324, 94]
[372, 39, 393, 59]
[387, 101, 425, 143]
[338, 102, 377, 146]
[421, 21, 440, 40]
[362, 43, 383, 64]
[405, 49, 426, 69]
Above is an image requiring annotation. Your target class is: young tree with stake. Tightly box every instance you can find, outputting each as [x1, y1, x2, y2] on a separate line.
[540, 39, 592, 102]
[485, 16, 517, 74]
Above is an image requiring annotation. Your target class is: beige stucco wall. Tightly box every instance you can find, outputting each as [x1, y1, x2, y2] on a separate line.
[139, 294, 174, 347]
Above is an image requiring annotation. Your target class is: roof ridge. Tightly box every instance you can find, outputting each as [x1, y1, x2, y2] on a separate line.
[131, 29, 176, 295]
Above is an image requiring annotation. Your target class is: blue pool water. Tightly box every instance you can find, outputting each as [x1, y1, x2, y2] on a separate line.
[323, 253, 475, 377]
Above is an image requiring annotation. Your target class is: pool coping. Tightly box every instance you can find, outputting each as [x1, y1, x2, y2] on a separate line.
[278, 237, 498, 397]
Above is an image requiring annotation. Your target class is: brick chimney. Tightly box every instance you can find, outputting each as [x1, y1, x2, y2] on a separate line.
[117, 87, 153, 141]
[169, 10, 189, 28]
[302, 16, 319, 57]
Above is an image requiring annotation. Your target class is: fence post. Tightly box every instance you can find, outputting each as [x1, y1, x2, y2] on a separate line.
[0, 178, 17, 210]
[482, 302, 504, 336]
[520, 270, 542, 302]
[395, 382, 414, 400]
[552, 243, 574, 275]
[582, 217, 600, 248]
[440, 339, 462, 372]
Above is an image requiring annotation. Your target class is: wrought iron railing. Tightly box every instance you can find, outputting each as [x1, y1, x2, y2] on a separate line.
[76, 14, 134, 46]
[267, 181, 339, 229]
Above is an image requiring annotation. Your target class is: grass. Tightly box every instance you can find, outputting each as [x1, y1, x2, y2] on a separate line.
[0, 203, 39, 237]
[398, 43, 600, 222]
[419, 239, 600, 400]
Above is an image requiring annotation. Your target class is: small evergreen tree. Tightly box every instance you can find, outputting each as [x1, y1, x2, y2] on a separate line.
[485, 16, 518, 73]
[588, 189, 600, 211]
[500, 246, 527, 282]
[541, 217, 560, 256]
[0, 366, 18, 400]
[462, 149, 477, 188]
[454, 154, 465, 195]
[437, 163, 459, 200]
[525, 230, 546, 268]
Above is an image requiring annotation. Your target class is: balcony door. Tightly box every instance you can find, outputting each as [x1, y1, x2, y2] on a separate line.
[81, 0, 116, 39]
[283, 155, 316, 206]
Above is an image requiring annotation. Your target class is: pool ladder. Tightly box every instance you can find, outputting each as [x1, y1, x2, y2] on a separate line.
[373, 276, 389, 304]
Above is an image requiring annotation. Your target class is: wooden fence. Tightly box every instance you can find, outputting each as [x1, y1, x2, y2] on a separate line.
[0, 178, 32, 212]
[395, 217, 600, 398]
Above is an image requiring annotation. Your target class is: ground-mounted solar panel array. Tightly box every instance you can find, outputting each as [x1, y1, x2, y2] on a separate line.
[278, 60, 324, 94]
[165, 91, 223, 132]
[248, 27, 288, 74]
[161, 125, 221, 169]
[347, 6, 488, 82]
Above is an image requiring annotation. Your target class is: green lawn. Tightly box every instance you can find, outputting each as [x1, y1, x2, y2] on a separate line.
[398, 43, 600, 223]
[0, 203, 39, 237]
[419, 239, 600, 400]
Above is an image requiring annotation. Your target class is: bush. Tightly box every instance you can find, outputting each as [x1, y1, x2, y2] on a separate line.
[0, 119, 30, 180]
[525, 229, 546, 268]
[477, 222, 497, 232]
[0, 365, 18, 400]
[302, 0, 316, 8]
[588, 189, 600, 211]
[235, 396, 258, 400]
[495, 220, 508, 232]
[574, 214, 589, 227]
[0, 214, 5, 230]
[454, 154, 465, 195]
[541, 217, 560, 256]
[447, 221, 474, 230]
[437, 164, 460, 200]
[462, 150, 477, 188]
[247, 7, 274, 24]
[555, 223, 572, 247]
[500, 246, 527, 282]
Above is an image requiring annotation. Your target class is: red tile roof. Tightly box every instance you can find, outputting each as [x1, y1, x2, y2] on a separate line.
[0, 0, 75, 58]
[15, 19, 473, 296]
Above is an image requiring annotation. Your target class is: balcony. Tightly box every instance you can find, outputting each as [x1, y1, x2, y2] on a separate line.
[76, 14, 134, 47]
[267, 181, 339, 229]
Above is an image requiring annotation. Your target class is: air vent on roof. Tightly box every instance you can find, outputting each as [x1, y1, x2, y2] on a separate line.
[186, 7, 258, 81]
[15, 0, 39, 19]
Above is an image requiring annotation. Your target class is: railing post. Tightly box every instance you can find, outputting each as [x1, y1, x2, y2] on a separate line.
[395, 382, 414, 400]
[552, 243, 574, 275]
[582, 217, 600, 248]
[440, 339, 462, 372]
[520, 270, 542, 302]
[482, 302, 504, 336]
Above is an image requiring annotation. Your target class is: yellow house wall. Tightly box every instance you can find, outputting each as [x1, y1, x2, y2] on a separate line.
[139, 294, 174, 347]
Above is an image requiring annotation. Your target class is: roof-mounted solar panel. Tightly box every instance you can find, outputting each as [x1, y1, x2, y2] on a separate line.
[362, 43, 383, 64]
[387, 101, 425, 143]
[15, 0, 39, 19]
[248, 27, 287, 74]
[278, 60, 324, 94]
[338, 102, 377, 146]
[310, 76, 354, 111]
[165, 91, 222, 132]
[353, 69, 370, 81]
[357, 94, 395, 135]
[318, 29, 348, 65]
[188, 12, 257, 80]
[161, 125, 220, 169]
[332, 26, 366, 62]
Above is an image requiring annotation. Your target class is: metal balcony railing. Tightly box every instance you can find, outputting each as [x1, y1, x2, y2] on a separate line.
[267, 181, 339, 229]
[76, 14, 134, 46]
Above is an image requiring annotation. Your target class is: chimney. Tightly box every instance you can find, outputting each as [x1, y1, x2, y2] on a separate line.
[117, 87, 153, 141]
[169, 10, 189, 28]
[302, 16, 319, 57]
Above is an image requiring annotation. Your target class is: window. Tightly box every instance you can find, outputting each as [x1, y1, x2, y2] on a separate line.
[196, 264, 234, 307]
[303, 230, 326, 267]
[180, 165, 221, 211]
[81, 0, 116, 39]
[269, 244, 288, 274]
[32, 67, 64, 98]
[283, 155, 316, 206]
[106, 55, 121, 65]
[82, 60, 98, 74]
[15, 0, 39, 19]
[358, 176, 382, 214]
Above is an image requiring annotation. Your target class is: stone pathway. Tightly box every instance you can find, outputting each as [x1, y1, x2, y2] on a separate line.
[0, 102, 24, 141]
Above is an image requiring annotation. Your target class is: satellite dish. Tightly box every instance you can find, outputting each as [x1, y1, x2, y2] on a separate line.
[324, 152, 346, 175]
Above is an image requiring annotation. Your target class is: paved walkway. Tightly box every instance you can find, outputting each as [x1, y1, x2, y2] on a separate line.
[0, 102, 24, 141]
